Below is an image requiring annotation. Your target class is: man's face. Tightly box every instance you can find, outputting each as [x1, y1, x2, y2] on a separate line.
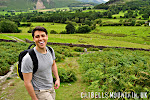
[33, 30, 48, 49]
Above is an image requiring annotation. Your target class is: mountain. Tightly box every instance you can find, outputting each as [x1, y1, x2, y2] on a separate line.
[0, 0, 36, 11]
[0, 0, 83, 11]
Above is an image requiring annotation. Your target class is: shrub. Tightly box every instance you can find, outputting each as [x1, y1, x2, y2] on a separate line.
[76, 25, 91, 33]
[88, 47, 100, 51]
[85, 20, 93, 26]
[55, 52, 65, 62]
[65, 23, 75, 34]
[60, 30, 67, 34]
[74, 47, 84, 52]
[0, 20, 20, 33]
[53, 67, 77, 83]
[90, 24, 96, 30]
[95, 19, 102, 24]
[0, 42, 28, 75]
[135, 23, 141, 26]
[50, 30, 58, 34]
[79, 48, 150, 94]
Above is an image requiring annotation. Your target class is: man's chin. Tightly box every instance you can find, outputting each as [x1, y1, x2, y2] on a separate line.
[37, 45, 46, 49]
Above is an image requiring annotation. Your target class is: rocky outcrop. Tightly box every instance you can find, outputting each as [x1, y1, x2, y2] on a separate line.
[36, 0, 46, 9]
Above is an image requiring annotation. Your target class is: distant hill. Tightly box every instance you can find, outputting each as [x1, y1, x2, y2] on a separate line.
[105, 0, 136, 5]
[0, 0, 35, 11]
[0, 0, 90, 11]
[77, 0, 106, 4]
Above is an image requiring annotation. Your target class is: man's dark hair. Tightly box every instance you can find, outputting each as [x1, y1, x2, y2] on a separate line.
[32, 26, 48, 38]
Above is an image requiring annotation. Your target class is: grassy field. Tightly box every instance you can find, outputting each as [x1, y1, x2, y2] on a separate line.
[19, 22, 67, 33]
[1, 23, 150, 49]
[1, 32, 150, 49]
[112, 11, 127, 18]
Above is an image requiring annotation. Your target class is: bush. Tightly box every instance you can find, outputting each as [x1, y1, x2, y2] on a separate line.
[50, 30, 58, 34]
[0, 42, 28, 75]
[60, 30, 67, 34]
[53, 67, 77, 83]
[0, 20, 20, 33]
[55, 52, 65, 62]
[135, 23, 141, 26]
[85, 20, 93, 26]
[76, 25, 91, 33]
[74, 47, 84, 52]
[65, 23, 75, 34]
[79, 48, 150, 94]
[88, 47, 100, 51]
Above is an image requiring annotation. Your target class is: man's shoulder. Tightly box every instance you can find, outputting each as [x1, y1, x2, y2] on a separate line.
[22, 52, 32, 62]
[46, 46, 54, 52]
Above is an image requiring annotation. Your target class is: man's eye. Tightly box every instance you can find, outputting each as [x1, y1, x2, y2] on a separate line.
[42, 35, 46, 37]
[35, 36, 39, 38]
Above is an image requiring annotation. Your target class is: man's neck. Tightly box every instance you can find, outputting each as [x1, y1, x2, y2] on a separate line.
[35, 46, 47, 54]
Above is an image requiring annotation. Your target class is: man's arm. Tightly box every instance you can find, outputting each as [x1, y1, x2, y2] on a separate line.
[23, 73, 38, 100]
[52, 60, 60, 89]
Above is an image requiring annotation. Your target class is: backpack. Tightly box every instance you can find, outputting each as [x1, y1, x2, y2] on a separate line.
[17, 43, 53, 80]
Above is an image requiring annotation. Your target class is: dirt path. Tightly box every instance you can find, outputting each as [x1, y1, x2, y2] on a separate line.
[7, 36, 25, 43]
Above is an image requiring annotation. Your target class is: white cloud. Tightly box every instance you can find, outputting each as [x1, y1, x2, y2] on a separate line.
[103, 0, 109, 1]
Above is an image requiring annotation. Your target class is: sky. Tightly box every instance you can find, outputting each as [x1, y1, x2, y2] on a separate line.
[103, 0, 109, 1]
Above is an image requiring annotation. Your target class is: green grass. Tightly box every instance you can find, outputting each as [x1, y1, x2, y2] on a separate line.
[1, 32, 150, 49]
[101, 18, 121, 23]
[82, 9, 107, 13]
[112, 11, 126, 18]
[1, 22, 150, 49]
[92, 26, 150, 45]
[19, 22, 67, 33]
[0, 34, 12, 40]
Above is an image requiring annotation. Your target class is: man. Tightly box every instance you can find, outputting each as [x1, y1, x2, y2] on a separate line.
[21, 26, 60, 100]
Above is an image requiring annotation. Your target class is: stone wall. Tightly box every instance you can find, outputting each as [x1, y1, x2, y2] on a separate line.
[0, 39, 17, 42]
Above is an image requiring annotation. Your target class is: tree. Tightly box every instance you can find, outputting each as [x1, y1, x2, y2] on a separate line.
[65, 23, 75, 34]
[142, 13, 149, 20]
[107, 12, 112, 18]
[83, 7, 86, 10]
[95, 19, 102, 24]
[76, 25, 91, 33]
[85, 20, 93, 26]
[0, 20, 20, 33]
[21, 17, 27, 22]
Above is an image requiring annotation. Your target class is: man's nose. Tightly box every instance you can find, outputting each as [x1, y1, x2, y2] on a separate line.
[39, 36, 43, 40]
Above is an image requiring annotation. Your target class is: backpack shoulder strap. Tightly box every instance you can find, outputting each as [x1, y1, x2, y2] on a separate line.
[47, 46, 53, 57]
[28, 48, 38, 74]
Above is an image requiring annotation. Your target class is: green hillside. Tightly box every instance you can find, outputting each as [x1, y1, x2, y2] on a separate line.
[106, 0, 139, 5]
[0, 0, 35, 11]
